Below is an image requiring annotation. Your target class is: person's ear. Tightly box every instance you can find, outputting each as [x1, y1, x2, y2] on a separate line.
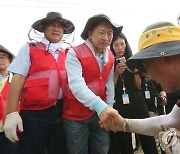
[88, 31, 92, 40]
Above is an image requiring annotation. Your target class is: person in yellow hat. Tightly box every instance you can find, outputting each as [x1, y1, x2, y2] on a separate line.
[4, 12, 75, 154]
[100, 21, 180, 153]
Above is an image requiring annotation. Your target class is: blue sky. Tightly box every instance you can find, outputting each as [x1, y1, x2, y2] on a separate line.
[0, 0, 179, 55]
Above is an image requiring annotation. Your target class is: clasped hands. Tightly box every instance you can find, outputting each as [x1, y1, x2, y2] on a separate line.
[99, 106, 125, 132]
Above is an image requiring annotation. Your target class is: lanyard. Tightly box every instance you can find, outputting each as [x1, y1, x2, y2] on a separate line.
[145, 83, 148, 91]
[120, 75, 126, 94]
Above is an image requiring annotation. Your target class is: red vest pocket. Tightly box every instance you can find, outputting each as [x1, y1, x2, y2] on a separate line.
[21, 78, 49, 105]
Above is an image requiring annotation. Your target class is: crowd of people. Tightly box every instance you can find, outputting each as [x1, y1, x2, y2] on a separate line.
[0, 11, 179, 154]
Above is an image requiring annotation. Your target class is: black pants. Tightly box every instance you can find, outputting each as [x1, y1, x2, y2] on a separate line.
[0, 132, 18, 154]
[109, 131, 133, 154]
[110, 91, 158, 154]
[46, 100, 67, 154]
[18, 101, 67, 154]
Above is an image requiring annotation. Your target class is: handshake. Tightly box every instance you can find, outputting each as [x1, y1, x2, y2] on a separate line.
[99, 106, 125, 132]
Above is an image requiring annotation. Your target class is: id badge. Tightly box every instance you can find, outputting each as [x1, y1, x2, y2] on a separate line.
[122, 93, 130, 104]
[145, 91, 150, 99]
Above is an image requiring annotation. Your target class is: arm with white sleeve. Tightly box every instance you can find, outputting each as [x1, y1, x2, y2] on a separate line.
[123, 104, 180, 136]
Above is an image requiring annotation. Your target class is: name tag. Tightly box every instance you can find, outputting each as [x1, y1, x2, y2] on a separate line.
[145, 91, 150, 99]
[122, 93, 130, 104]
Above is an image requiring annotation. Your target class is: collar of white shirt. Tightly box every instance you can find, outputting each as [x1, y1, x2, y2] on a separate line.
[41, 37, 63, 54]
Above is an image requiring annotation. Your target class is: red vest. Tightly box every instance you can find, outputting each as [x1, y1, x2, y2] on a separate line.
[20, 43, 67, 110]
[63, 43, 114, 120]
[0, 79, 10, 123]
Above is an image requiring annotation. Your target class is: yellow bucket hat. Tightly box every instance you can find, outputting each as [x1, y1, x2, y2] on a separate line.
[127, 21, 180, 72]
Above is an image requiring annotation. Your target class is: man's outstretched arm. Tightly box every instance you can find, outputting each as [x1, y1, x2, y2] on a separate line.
[100, 104, 180, 137]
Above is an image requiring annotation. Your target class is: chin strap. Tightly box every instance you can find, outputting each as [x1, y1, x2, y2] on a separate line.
[158, 127, 180, 153]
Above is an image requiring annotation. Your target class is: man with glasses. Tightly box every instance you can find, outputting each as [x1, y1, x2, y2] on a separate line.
[4, 12, 75, 154]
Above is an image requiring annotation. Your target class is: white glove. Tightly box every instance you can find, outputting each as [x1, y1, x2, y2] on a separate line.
[158, 128, 180, 154]
[172, 137, 180, 154]
[4, 112, 23, 142]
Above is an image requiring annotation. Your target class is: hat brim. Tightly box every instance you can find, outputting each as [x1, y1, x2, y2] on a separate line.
[32, 17, 75, 34]
[126, 41, 180, 72]
[81, 16, 123, 40]
[0, 45, 15, 60]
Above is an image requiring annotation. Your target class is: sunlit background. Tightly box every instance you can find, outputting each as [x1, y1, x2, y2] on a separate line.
[0, 0, 179, 55]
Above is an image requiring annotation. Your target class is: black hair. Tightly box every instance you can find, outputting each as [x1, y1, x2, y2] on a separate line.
[110, 32, 133, 60]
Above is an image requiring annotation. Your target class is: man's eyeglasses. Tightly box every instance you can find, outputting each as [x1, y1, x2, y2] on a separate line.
[47, 22, 64, 29]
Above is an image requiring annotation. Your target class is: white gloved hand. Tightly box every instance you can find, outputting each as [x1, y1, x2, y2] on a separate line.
[4, 112, 23, 142]
[158, 127, 180, 154]
[172, 136, 180, 154]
